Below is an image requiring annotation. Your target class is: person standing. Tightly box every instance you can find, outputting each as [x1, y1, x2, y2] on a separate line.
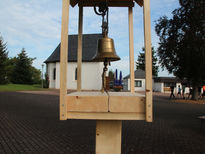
[198, 86, 202, 99]
[202, 85, 205, 99]
[169, 85, 175, 99]
[182, 84, 186, 99]
[177, 85, 181, 98]
[187, 87, 192, 99]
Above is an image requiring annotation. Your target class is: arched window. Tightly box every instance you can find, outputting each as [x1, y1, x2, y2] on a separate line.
[75, 67, 77, 80]
[53, 68, 56, 80]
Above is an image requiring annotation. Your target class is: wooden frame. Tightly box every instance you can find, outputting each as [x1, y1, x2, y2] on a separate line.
[60, 0, 70, 120]
[77, 6, 83, 91]
[143, 0, 153, 122]
[128, 6, 135, 93]
[59, 0, 152, 153]
[60, 0, 153, 121]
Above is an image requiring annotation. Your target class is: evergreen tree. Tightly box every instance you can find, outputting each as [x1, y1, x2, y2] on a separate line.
[6, 57, 17, 82]
[108, 70, 115, 82]
[136, 47, 159, 77]
[30, 66, 41, 84]
[0, 35, 9, 84]
[155, 0, 205, 100]
[11, 48, 35, 84]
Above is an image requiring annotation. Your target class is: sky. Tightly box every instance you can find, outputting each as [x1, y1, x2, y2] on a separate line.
[0, 0, 180, 77]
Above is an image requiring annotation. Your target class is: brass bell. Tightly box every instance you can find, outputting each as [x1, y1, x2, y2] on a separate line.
[93, 36, 120, 62]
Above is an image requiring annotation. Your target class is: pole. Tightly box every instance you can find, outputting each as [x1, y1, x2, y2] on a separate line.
[41, 64, 44, 88]
[96, 120, 122, 154]
[60, 0, 70, 120]
[143, 0, 153, 122]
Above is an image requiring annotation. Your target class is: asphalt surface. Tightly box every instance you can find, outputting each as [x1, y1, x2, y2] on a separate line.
[0, 92, 205, 154]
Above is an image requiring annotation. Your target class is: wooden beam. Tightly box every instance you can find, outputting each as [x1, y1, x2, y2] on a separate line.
[60, 0, 70, 120]
[96, 120, 122, 154]
[70, 0, 144, 7]
[67, 92, 108, 112]
[143, 0, 153, 122]
[77, 6, 83, 91]
[77, 0, 134, 7]
[128, 7, 135, 93]
[67, 112, 145, 120]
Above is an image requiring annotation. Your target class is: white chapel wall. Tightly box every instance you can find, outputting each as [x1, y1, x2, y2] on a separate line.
[54, 62, 103, 90]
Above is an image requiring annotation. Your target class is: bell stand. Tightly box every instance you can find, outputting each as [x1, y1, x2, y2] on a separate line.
[60, 0, 152, 153]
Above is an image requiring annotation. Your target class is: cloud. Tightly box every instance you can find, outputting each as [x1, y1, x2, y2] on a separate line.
[0, 0, 179, 75]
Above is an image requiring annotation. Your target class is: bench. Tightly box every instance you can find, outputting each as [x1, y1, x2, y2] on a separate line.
[198, 116, 205, 129]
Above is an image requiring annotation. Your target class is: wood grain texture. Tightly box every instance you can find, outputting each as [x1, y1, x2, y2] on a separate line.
[77, 6, 83, 91]
[60, 0, 70, 120]
[67, 112, 145, 120]
[143, 0, 153, 122]
[96, 120, 122, 154]
[109, 95, 145, 113]
[67, 92, 108, 112]
[128, 7, 135, 93]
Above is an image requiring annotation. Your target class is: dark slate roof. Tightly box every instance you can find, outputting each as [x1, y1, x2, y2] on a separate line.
[154, 77, 185, 83]
[123, 69, 145, 79]
[44, 34, 102, 63]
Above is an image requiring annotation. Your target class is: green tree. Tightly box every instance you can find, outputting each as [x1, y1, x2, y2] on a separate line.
[31, 66, 41, 84]
[7, 57, 17, 83]
[11, 48, 35, 84]
[108, 70, 115, 81]
[0, 35, 9, 84]
[155, 0, 205, 100]
[136, 47, 159, 77]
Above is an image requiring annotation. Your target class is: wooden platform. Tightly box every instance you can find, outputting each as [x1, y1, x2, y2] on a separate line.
[66, 92, 145, 120]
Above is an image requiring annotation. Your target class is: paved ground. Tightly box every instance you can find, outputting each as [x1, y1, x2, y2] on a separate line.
[0, 92, 205, 154]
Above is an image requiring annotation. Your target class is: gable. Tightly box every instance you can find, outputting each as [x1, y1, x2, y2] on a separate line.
[124, 69, 145, 79]
[45, 34, 102, 63]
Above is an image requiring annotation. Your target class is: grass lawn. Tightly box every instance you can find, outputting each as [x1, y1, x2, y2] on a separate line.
[0, 84, 44, 92]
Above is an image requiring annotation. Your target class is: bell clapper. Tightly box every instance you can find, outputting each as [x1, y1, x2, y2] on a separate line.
[101, 59, 109, 93]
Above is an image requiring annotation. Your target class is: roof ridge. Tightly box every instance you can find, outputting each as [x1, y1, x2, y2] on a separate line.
[44, 34, 102, 63]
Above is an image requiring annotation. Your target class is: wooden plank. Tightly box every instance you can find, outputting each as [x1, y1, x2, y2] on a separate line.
[78, 0, 134, 7]
[67, 112, 145, 120]
[60, 0, 70, 120]
[96, 120, 122, 154]
[70, 0, 143, 7]
[79, 1, 134, 7]
[108, 92, 145, 112]
[77, 6, 83, 91]
[128, 7, 135, 93]
[143, 0, 153, 122]
[67, 92, 108, 112]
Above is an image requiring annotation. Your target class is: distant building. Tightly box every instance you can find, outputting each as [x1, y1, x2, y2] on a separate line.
[123, 69, 189, 93]
[123, 69, 148, 91]
[44, 34, 103, 90]
[153, 77, 189, 93]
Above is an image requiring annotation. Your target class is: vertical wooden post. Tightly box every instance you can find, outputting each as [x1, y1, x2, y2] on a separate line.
[77, 6, 83, 91]
[96, 120, 122, 154]
[143, 0, 153, 122]
[128, 7, 135, 93]
[60, 0, 70, 120]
